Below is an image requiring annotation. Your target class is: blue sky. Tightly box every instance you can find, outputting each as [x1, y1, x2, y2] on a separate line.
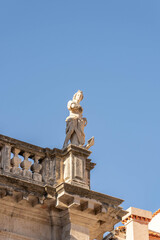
[0, 0, 160, 216]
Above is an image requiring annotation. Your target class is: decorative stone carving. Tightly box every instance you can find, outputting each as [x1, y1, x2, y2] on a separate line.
[10, 148, 22, 175]
[31, 156, 42, 182]
[63, 146, 90, 189]
[64, 157, 71, 181]
[63, 90, 94, 149]
[85, 137, 95, 149]
[74, 156, 84, 180]
[20, 152, 32, 179]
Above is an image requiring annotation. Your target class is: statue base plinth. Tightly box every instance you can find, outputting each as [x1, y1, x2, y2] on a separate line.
[62, 144, 94, 189]
[48, 144, 95, 189]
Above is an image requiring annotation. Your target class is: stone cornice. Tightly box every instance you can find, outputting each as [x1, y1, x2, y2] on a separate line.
[56, 182, 124, 206]
[0, 173, 125, 210]
[86, 158, 96, 170]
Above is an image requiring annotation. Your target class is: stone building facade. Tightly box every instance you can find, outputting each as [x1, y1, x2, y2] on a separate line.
[0, 134, 126, 240]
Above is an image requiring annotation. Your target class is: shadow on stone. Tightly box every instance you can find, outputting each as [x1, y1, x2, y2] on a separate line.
[70, 235, 77, 240]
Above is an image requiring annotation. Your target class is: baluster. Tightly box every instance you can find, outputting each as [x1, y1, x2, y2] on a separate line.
[11, 148, 22, 175]
[31, 156, 42, 182]
[20, 152, 32, 179]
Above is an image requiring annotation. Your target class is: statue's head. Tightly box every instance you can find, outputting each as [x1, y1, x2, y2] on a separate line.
[73, 90, 83, 103]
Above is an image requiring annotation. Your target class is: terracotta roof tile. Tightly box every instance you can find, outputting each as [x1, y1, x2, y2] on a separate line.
[149, 230, 160, 238]
[152, 209, 160, 218]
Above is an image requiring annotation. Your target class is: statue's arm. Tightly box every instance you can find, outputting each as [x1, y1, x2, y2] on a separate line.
[67, 100, 78, 110]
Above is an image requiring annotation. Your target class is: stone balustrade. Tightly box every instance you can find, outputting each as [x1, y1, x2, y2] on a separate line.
[0, 134, 95, 188]
[0, 134, 45, 183]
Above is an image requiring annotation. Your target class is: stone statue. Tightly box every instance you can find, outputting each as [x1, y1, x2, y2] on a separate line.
[63, 90, 94, 149]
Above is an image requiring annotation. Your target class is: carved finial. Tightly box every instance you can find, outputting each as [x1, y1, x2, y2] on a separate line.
[63, 91, 94, 150]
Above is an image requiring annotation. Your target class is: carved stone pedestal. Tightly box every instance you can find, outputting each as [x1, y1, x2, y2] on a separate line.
[62, 145, 94, 189]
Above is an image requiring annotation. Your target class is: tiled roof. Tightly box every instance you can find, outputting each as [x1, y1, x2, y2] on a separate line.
[149, 230, 160, 239]
[152, 209, 160, 218]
